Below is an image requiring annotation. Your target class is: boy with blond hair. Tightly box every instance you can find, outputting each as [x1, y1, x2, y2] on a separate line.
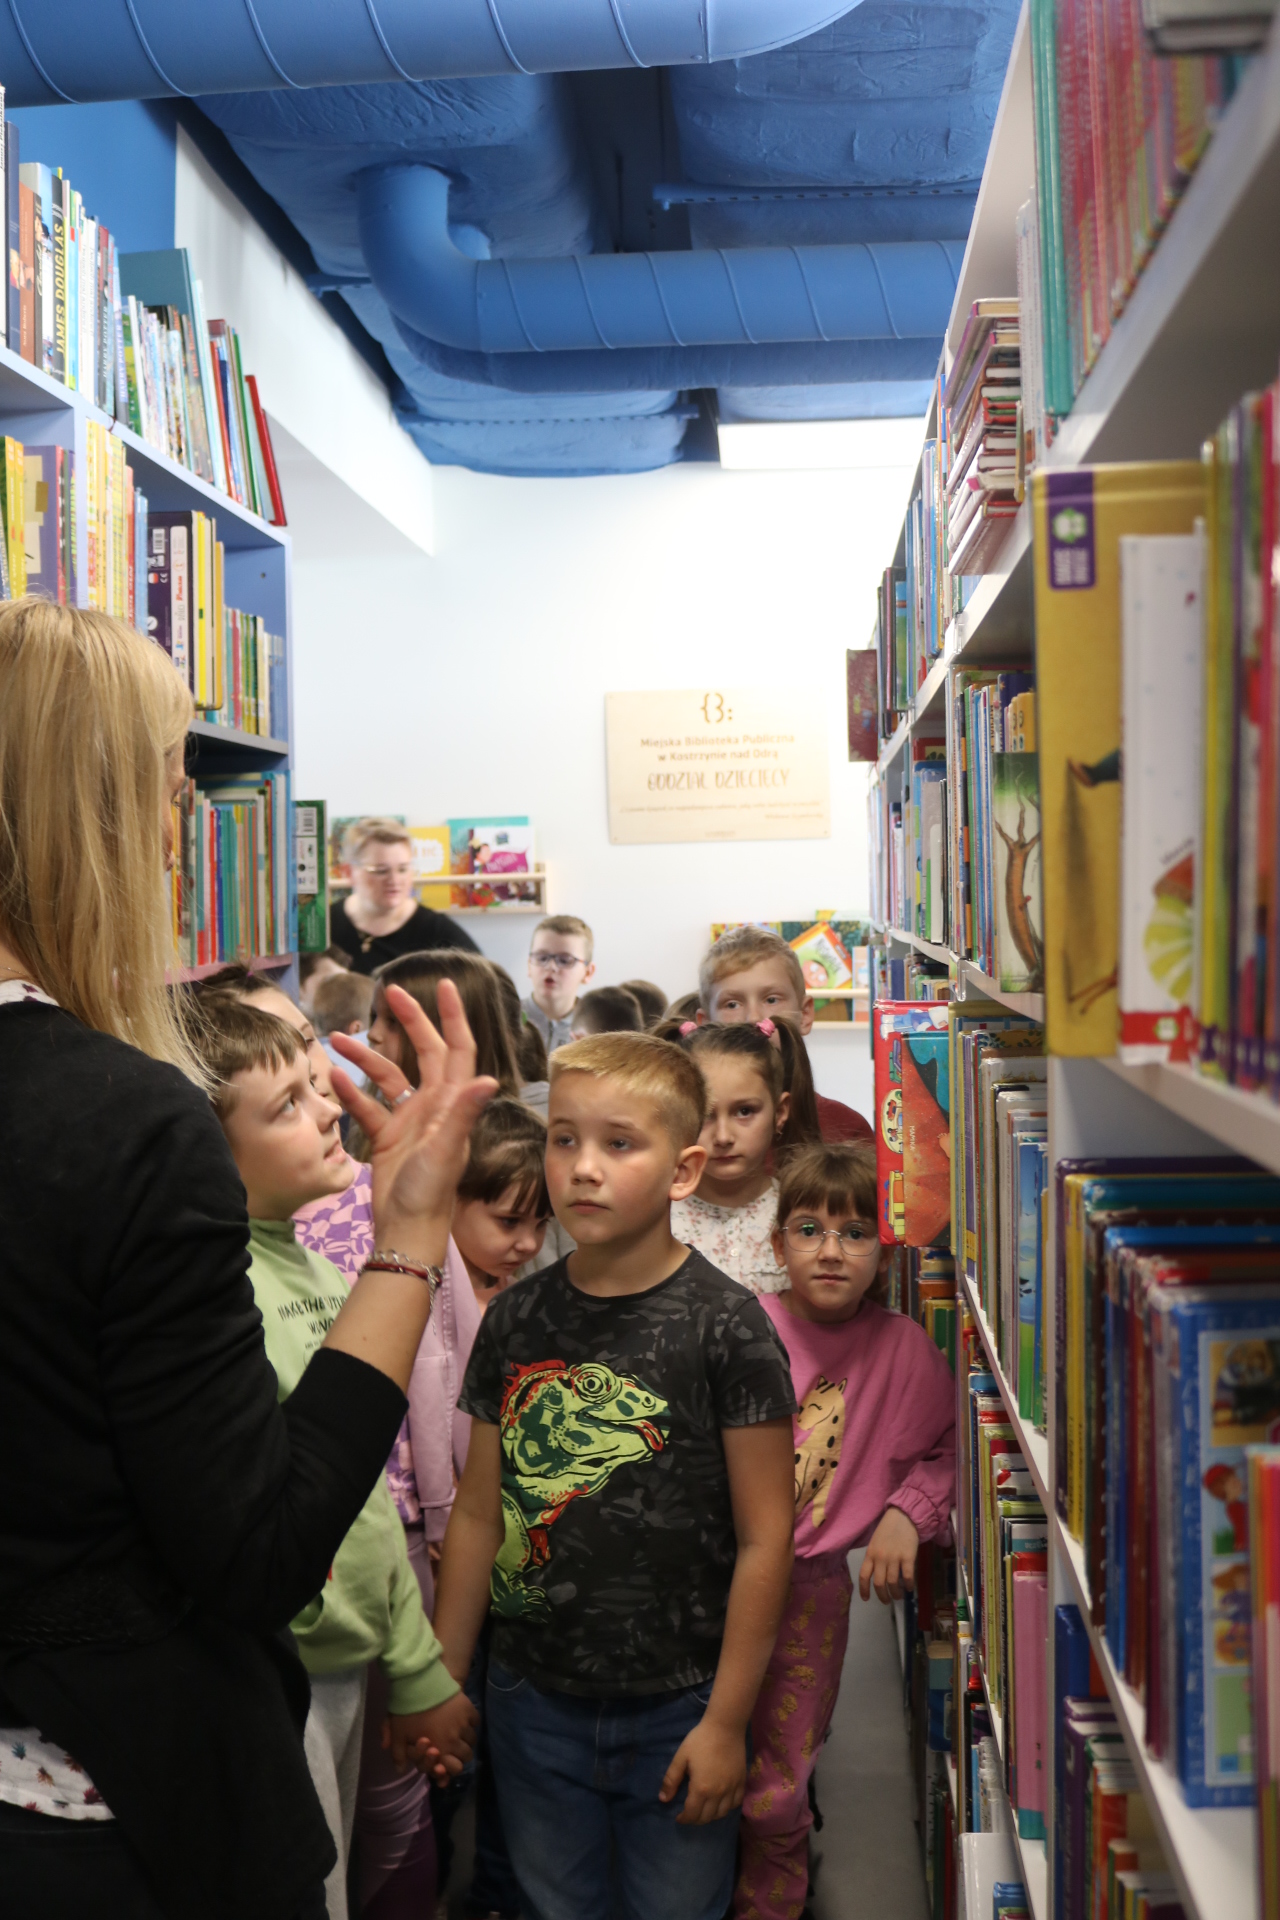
[433, 1032, 797, 1920]
[698, 925, 873, 1144]
[521, 913, 596, 1053]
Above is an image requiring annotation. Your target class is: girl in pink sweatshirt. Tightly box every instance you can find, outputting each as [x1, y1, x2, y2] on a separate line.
[735, 1141, 955, 1920]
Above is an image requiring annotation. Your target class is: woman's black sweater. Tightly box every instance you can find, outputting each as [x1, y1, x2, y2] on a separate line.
[0, 1002, 407, 1919]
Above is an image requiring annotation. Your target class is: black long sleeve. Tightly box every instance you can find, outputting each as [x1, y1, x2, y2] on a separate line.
[0, 1002, 406, 1919]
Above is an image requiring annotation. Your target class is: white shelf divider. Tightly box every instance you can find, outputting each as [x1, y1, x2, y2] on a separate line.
[1101, 1057, 1280, 1175]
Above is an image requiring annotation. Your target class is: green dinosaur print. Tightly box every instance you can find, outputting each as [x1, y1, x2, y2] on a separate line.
[492, 1358, 670, 1619]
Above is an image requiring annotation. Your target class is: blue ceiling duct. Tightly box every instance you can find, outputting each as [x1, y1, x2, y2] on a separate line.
[0, 0, 863, 108]
[356, 163, 961, 352]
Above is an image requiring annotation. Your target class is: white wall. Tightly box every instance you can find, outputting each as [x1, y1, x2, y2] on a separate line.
[173, 126, 435, 554]
[289, 453, 915, 1116]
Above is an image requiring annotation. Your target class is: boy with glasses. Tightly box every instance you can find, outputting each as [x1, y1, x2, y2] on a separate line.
[733, 1139, 955, 1920]
[521, 914, 596, 1053]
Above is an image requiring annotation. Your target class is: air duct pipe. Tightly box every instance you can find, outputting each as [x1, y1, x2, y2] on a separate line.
[1, 0, 863, 107]
[358, 167, 962, 354]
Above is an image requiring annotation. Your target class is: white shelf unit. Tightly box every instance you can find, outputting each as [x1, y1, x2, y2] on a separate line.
[0, 335, 295, 981]
[861, 4, 1280, 1917]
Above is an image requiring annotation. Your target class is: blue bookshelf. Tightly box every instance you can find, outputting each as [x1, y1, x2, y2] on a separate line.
[0, 338, 295, 977]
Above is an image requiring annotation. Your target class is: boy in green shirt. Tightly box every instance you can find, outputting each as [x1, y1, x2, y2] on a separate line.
[195, 995, 474, 1920]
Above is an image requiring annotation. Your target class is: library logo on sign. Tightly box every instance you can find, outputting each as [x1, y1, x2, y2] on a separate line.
[1046, 472, 1096, 590]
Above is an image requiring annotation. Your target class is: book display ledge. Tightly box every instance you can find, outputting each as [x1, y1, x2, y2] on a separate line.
[864, 6, 1280, 1920]
[0, 334, 295, 983]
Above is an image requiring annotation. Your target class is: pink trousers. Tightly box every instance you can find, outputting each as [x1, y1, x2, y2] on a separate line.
[734, 1550, 853, 1920]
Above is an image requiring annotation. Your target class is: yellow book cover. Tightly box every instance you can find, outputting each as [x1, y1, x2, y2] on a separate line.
[3, 439, 25, 599]
[1034, 462, 1205, 1056]
[193, 513, 210, 709]
[410, 825, 452, 909]
[213, 539, 226, 717]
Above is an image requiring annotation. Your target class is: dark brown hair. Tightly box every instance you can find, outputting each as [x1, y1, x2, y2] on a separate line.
[374, 949, 521, 1097]
[619, 979, 668, 1027]
[660, 1015, 821, 1154]
[298, 946, 349, 987]
[188, 994, 306, 1118]
[573, 986, 644, 1036]
[457, 1096, 550, 1217]
[774, 1140, 888, 1303]
[489, 961, 550, 1083]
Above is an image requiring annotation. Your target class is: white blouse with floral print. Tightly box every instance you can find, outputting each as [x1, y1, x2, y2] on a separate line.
[671, 1183, 785, 1296]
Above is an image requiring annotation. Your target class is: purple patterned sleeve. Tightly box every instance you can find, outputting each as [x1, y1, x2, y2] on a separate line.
[292, 1163, 422, 1524]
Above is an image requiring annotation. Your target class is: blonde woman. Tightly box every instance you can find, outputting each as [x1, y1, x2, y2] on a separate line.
[0, 601, 495, 1919]
[330, 818, 478, 975]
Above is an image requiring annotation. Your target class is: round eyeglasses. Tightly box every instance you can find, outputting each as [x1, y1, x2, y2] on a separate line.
[783, 1220, 879, 1255]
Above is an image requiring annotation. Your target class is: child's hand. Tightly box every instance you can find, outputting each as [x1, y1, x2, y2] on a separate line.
[383, 1692, 478, 1778]
[658, 1714, 747, 1825]
[858, 1507, 920, 1604]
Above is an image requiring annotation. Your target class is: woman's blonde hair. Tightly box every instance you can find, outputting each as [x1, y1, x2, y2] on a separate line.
[346, 816, 412, 867]
[0, 598, 202, 1078]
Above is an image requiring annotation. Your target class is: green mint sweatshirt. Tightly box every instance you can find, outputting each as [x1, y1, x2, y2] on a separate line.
[248, 1218, 459, 1716]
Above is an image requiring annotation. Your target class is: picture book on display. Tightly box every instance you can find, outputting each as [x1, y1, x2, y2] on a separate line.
[846, 648, 878, 762]
[448, 816, 536, 905]
[1033, 462, 1205, 1057]
[873, 1001, 951, 1248]
[1118, 532, 1204, 1064]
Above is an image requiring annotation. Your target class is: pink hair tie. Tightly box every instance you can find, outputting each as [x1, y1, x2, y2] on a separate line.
[680, 1020, 698, 1036]
[757, 1018, 776, 1037]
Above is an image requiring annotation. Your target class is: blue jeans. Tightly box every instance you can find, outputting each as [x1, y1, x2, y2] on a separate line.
[485, 1661, 739, 1920]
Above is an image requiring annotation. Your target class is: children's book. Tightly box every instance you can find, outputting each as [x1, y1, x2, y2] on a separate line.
[873, 1001, 950, 1245]
[408, 824, 451, 910]
[992, 750, 1044, 992]
[294, 800, 328, 953]
[1168, 1290, 1280, 1803]
[1033, 462, 1206, 1056]
[846, 647, 877, 762]
[22, 443, 65, 604]
[1118, 531, 1205, 1063]
[448, 816, 535, 906]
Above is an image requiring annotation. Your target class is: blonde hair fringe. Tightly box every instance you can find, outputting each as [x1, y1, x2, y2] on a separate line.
[0, 598, 204, 1080]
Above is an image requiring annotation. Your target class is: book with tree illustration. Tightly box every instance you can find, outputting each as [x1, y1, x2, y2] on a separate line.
[992, 751, 1044, 993]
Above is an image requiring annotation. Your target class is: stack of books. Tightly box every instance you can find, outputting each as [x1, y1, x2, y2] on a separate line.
[2, 113, 285, 526]
[0, 431, 150, 631]
[170, 770, 295, 967]
[952, 1009, 1048, 1426]
[1027, 0, 1241, 420]
[1055, 1157, 1280, 1807]
[148, 506, 287, 737]
[945, 300, 1022, 578]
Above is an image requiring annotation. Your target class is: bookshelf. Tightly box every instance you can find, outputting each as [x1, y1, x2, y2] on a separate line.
[0, 322, 295, 981]
[863, 6, 1280, 1920]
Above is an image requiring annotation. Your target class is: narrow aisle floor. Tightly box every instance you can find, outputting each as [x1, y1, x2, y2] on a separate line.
[809, 1588, 929, 1920]
[441, 1580, 929, 1920]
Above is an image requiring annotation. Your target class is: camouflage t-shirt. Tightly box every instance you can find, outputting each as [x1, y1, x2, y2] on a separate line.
[458, 1248, 796, 1697]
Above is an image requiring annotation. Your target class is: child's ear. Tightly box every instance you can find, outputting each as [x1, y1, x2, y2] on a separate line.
[770, 1226, 787, 1269]
[773, 1090, 791, 1135]
[671, 1142, 707, 1202]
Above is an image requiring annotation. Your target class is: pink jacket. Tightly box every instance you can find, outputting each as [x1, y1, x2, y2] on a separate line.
[407, 1239, 482, 1542]
[294, 1163, 480, 1538]
[761, 1295, 955, 1559]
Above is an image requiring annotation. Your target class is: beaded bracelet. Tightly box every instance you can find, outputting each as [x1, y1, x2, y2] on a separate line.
[361, 1252, 444, 1305]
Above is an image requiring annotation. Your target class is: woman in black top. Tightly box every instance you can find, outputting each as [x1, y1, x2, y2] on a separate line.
[329, 817, 478, 974]
[0, 602, 495, 1919]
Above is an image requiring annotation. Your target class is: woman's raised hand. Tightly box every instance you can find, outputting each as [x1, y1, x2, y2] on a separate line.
[329, 981, 496, 1254]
